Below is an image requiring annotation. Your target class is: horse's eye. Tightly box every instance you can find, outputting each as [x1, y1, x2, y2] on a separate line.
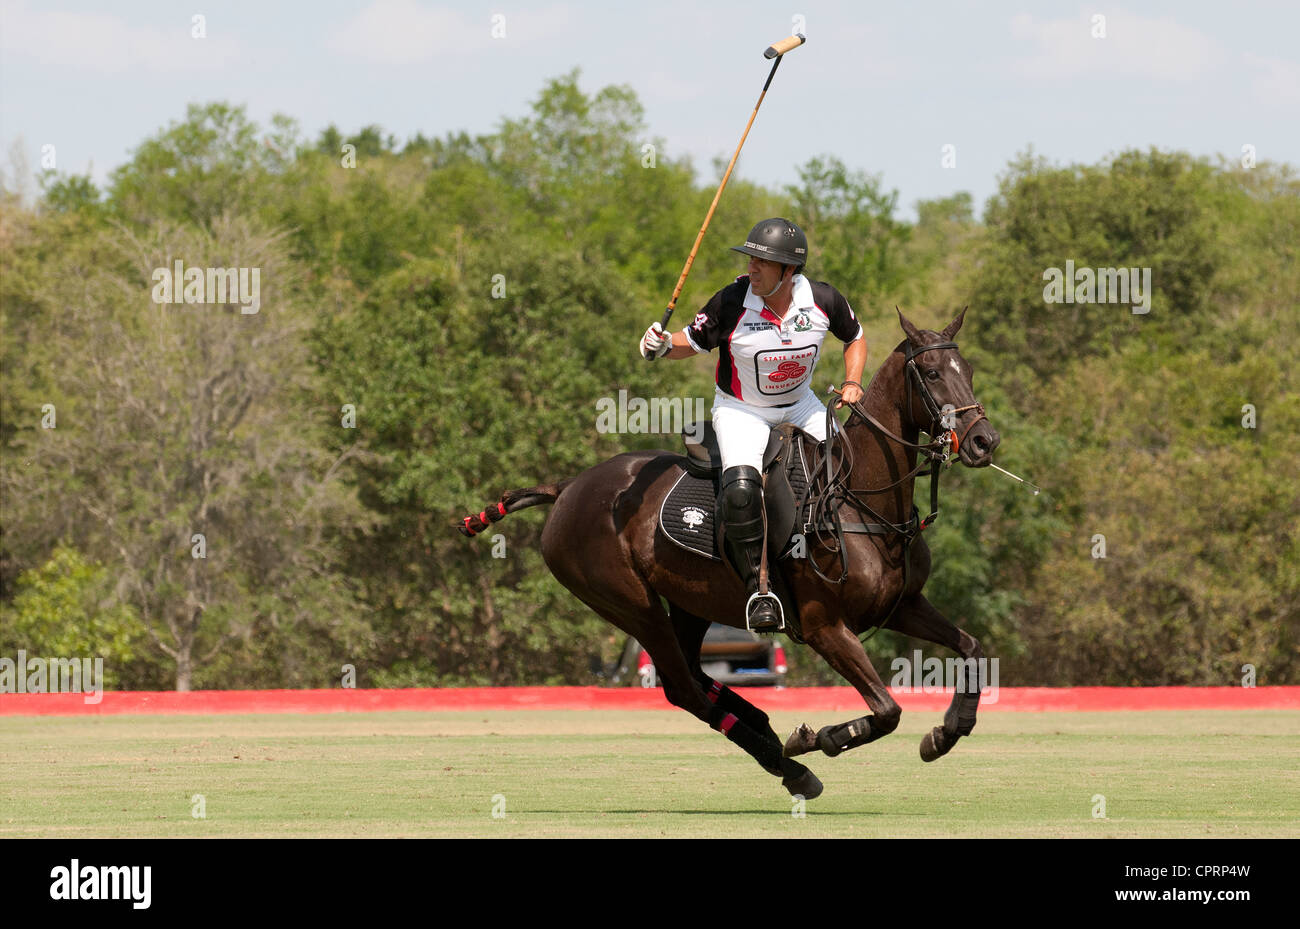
[926, 369, 940, 380]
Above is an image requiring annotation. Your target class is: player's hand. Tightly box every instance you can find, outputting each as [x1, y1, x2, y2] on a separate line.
[640, 322, 671, 360]
[836, 381, 863, 409]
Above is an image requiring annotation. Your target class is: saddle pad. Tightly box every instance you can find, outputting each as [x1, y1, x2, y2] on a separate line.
[658, 440, 814, 563]
[659, 469, 721, 562]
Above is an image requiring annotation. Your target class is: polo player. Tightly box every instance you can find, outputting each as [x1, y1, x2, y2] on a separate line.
[640, 218, 867, 631]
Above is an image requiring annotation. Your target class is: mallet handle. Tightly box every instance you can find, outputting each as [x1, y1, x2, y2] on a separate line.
[650, 34, 806, 356]
[655, 55, 784, 337]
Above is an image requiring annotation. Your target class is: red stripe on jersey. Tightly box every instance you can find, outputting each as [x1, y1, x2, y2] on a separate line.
[726, 319, 744, 400]
[812, 301, 829, 322]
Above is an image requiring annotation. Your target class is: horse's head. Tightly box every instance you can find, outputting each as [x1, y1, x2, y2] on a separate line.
[896, 308, 1000, 467]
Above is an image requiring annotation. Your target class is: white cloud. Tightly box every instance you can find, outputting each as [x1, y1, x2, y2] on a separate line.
[0, 0, 243, 74]
[1007, 8, 1226, 83]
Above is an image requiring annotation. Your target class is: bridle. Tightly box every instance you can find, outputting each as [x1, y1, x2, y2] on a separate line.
[799, 339, 988, 631]
[902, 341, 988, 460]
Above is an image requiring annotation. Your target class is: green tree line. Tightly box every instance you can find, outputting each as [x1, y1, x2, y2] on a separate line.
[2, 73, 1296, 689]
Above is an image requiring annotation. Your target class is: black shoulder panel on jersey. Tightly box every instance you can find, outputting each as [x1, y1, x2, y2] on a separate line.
[810, 281, 862, 343]
[688, 276, 750, 354]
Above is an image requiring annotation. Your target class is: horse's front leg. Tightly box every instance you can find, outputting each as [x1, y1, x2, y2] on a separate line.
[884, 593, 986, 761]
[783, 617, 903, 759]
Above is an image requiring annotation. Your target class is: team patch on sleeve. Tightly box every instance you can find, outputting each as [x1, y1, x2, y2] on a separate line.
[687, 288, 733, 353]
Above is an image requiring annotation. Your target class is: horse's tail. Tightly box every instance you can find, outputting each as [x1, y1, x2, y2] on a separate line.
[455, 479, 574, 537]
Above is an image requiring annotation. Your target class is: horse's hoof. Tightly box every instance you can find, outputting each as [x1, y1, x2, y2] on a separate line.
[783, 723, 818, 758]
[919, 726, 956, 763]
[783, 767, 823, 800]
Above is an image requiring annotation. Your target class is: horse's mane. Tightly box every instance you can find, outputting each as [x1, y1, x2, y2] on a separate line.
[860, 338, 911, 397]
[862, 333, 947, 395]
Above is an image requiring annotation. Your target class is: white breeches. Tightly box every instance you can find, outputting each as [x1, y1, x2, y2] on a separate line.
[711, 387, 834, 473]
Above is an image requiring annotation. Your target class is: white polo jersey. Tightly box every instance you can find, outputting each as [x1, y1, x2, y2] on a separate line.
[682, 274, 863, 408]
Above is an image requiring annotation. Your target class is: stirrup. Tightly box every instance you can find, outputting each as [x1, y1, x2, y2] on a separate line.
[745, 590, 785, 633]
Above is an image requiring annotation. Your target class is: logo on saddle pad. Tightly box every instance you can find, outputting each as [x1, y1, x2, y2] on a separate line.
[681, 506, 706, 531]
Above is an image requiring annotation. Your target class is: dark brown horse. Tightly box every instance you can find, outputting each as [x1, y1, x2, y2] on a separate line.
[457, 309, 1000, 798]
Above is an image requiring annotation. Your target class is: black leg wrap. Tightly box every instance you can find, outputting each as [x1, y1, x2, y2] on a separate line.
[816, 716, 881, 757]
[710, 706, 784, 776]
[956, 695, 979, 735]
[953, 661, 982, 735]
[943, 674, 981, 737]
[708, 682, 776, 741]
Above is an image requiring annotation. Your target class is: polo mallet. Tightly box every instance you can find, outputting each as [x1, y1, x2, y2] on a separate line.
[645, 32, 807, 360]
[988, 462, 1042, 496]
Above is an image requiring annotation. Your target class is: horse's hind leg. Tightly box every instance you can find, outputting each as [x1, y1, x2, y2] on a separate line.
[596, 597, 821, 799]
[665, 603, 821, 796]
[667, 602, 782, 743]
[885, 593, 986, 762]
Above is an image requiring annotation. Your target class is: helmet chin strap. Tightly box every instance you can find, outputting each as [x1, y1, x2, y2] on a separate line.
[757, 268, 793, 300]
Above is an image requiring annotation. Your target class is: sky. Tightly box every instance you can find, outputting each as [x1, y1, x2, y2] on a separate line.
[2, 0, 1298, 221]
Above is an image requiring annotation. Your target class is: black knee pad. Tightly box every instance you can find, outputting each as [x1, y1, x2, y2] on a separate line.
[719, 466, 764, 541]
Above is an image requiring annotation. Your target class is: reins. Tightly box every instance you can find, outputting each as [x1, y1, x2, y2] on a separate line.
[798, 341, 988, 638]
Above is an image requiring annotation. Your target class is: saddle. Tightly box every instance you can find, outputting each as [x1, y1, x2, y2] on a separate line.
[659, 422, 814, 637]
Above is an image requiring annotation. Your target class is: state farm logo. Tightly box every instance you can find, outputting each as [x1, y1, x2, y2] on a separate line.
[755, 346, 817, 395]
[768, 360, 807, 382]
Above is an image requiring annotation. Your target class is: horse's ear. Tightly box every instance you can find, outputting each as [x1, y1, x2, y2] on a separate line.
[941, 306, 968, 341]
[897, 307, 924, 345]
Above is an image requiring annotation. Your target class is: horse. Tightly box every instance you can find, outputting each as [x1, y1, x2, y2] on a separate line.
[456, 308, 1001, 799]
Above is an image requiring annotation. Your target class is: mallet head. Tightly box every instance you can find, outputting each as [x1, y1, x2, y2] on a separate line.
[764, 33, 807, 59]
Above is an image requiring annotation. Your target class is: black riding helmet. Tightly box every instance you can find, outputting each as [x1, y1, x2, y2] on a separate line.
[730, 218, 807, 274]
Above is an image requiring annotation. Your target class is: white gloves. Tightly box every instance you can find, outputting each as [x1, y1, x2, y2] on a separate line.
[640, 322, 671, 360]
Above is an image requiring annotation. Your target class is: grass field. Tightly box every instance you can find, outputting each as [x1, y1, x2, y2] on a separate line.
[2, 709, 1297, 838]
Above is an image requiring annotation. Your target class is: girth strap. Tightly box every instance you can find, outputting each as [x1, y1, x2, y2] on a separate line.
[837, 519, 901, 535]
